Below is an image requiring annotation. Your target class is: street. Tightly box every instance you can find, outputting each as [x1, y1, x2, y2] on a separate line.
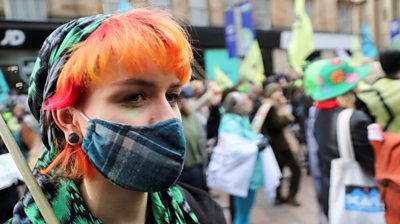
[213, 172, 320, 224]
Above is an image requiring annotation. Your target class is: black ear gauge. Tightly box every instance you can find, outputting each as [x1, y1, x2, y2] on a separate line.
[68, 132, 80, 145]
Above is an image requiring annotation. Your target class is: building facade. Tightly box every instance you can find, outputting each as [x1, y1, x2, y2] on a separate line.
[0, 0, 398, 90]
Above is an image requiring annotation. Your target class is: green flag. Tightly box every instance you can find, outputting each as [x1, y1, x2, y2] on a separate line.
[214, 66, 234, 90]
[239, 40, 265, 87]
[350, 35, 363, 66]
[288, 0, 314, 75]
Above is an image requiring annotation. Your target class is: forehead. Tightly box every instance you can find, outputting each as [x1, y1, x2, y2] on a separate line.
[91, 62, 180, 88]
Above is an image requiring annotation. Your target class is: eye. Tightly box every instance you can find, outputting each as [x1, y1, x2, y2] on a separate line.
[166, 93, 181, 106]
[121, 93, 146, 107]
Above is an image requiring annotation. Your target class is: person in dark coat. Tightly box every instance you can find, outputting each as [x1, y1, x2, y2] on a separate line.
[312, 58, 375, 218]
[261, 82, 302, 206]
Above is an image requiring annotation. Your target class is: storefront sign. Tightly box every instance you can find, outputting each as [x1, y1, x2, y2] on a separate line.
[0, 20, 62, 49]
[0, 29, 25, 47]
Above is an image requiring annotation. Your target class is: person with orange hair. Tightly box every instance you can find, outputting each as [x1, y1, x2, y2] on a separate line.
[7, 9, 225, 224]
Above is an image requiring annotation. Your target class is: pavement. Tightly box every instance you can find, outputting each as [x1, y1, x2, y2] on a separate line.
[212, 171, 322, 224]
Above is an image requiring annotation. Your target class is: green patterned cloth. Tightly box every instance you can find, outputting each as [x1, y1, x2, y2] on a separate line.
[7, 150, 200, 223]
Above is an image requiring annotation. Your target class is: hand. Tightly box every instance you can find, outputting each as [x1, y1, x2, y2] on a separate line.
[257, 137, 269, 152]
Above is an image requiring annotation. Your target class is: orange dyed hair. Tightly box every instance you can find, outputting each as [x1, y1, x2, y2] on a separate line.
[42, 9, 193, 180]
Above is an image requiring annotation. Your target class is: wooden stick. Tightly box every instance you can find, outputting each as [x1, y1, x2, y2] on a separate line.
[0, 116, 59, 224]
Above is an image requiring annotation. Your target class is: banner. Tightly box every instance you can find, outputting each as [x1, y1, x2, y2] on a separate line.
[225, 8, 236, 58]
[204, 49, 240, 85]
[224, 1, 255, 58]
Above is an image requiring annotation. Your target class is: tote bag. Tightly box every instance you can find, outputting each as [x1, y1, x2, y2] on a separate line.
[329, 109, 385, 224]
[206, 133, 258, 197]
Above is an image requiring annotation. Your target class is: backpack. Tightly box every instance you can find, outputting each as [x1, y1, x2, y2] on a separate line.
[358, 78, 400, 133]
[368, 123, 400, 224]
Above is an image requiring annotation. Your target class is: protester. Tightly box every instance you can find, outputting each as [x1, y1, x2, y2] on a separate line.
[178, 96, 208, 191]
[6, 104, 25, 134]
[7, 9, 225, 223]
[357, 51, 400, 224]
[357, 50, 400, 133]
[0, 138, 20, 223]
[303, 60, 325, 203]
[312, 58, 375, 218]
[20, 115, 43, 168]
[213, 91, 267, 224]
[260, 82, 302, 206]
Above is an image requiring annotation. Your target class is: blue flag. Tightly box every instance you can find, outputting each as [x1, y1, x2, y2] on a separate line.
[118, 0, 133, 13]
[0, 69, 10, 103]
[361, 21, 378, 58]
[390, 19, 400, 50]
[224, 1, 255, 58]
[225, 8, 236, 58]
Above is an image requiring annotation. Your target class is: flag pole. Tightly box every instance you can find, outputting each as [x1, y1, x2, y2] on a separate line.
[0, 116, 59, 224]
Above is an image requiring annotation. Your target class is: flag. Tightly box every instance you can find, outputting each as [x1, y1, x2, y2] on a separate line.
[389, 19, 400, 50]
[288, 0, 314, 75]
[214, 67, 234, 90]
[118, 0, 133, 13]
[224, 1, 255, 58]
[0, 69, 10, 104]
[240, 41, 265, 86]
[204, 49, 240, 84]
[361, 21, 378, 58]
[351, 35, 363, 66]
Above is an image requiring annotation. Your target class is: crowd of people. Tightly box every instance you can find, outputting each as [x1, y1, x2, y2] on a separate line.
[176, 49, 400, 224]
[1, 7, 400, 224]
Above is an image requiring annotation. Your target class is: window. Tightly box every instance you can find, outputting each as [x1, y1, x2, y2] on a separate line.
[149, 0, 171, 11]
[338, 5, 351, 33]
[4, 0, 47, 21]
[394, 0, 400, 19]
[189, 0, 209, 26]
[253, 0, 271, 30]
[102, 0, 120, 14]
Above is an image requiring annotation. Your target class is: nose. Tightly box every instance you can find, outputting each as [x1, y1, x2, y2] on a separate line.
[148, 96, 178, 124]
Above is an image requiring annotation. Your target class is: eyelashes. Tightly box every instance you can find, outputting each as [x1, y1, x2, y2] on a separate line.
[121, 92, 181, 108]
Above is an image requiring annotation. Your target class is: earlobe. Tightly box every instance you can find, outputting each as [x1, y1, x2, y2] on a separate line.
[51, 108, 82, 144]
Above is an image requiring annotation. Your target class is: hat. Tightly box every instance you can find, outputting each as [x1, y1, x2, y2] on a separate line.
[264, 82, 281, 98]
[304, 59, 327, 96]
[312, 58, 371, 101]
[28, 14, 110, 148]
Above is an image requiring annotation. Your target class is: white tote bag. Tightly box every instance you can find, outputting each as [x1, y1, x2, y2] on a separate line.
[329, 109, 385, 224]
[260, 145, 282, 199]
[206, 133, 259, 197]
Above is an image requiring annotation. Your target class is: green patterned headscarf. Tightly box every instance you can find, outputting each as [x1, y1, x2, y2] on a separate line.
[28, 14, 109, 149]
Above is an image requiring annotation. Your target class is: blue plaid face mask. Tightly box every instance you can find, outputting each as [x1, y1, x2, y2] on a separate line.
[79, 113, 186, 192]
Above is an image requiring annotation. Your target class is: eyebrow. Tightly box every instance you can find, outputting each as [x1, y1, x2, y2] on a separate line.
[169, 82, 182, 89]
[114, 79, 156, 87]
[113, 78, 182, 89]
